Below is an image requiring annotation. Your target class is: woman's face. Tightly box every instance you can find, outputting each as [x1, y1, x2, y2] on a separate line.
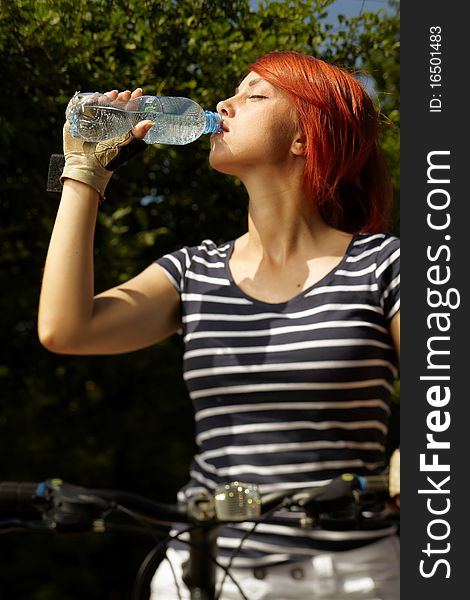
[209, 71, 301, 178]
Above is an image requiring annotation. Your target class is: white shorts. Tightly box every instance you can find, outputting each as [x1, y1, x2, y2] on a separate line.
[150, 535, 400, 599]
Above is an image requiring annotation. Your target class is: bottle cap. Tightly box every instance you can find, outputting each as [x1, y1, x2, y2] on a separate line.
[203, 110, 223, 134]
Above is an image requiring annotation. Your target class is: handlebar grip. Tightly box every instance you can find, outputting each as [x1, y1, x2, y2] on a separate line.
[356, 473, 390, 494]
[0, 482, 40, 510]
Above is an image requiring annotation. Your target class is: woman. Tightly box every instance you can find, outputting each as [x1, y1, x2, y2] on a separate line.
[39, 51, 400, 599]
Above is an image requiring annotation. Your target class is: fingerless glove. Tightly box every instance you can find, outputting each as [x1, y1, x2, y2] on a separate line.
[57, 121, 147, 200]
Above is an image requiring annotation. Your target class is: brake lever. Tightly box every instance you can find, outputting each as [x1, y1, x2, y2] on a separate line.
[288, 475, 358, 517]
[37, 479, 111, 534]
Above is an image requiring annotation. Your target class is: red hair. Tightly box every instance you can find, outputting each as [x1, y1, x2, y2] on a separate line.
[250, 51, 392, 233]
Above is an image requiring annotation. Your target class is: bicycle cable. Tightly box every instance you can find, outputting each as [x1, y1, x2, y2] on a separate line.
[134, 539, 184, 600]
[132, 522, 249, 600]
[214, 501, 286, 600]
[132, 525, 198, 600]
[176, 526, 249, 600]
[116, 504, 166, 543]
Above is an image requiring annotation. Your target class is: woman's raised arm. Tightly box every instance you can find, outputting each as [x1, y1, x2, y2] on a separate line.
[38, 89, 181, 355]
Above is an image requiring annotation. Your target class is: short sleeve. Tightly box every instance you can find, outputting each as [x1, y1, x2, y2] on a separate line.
[155, 247, 191, 293]
[375, 235, 400, 321]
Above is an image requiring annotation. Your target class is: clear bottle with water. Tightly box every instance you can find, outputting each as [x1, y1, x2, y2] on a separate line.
[65, 92, 223, 145]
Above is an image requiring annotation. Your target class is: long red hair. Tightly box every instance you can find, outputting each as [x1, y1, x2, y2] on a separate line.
[250, 51, 392, 233]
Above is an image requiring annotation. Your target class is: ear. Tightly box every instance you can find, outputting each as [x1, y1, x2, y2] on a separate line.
[291, 131, 306, 156]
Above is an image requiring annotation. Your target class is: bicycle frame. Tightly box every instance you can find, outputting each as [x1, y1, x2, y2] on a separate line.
[183, 526, 219, 599]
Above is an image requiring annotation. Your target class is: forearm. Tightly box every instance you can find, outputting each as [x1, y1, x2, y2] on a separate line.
[38, 88, 153, 353]
[38, 179, 100, 351]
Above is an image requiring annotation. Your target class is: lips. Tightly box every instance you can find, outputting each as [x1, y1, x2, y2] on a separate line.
[222, 120, 230, 133]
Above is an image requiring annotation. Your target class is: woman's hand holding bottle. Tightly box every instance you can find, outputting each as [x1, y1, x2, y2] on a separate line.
[61, 88, 154, 200]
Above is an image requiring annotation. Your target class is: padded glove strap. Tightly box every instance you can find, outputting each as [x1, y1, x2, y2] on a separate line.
[47, 122, 148, 199]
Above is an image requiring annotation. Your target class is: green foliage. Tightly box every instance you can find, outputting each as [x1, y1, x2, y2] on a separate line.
[0, 1, 399, 597]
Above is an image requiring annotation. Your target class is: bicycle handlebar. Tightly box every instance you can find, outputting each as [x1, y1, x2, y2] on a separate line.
[0, 472, 397, 535]
[0, 474, 398, 600]
[0, 481, 39, 509]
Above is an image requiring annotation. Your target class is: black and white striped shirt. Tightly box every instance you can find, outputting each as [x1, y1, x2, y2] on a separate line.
[156, 232, 400, 565]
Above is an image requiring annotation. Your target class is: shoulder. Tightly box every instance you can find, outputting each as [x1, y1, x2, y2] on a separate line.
[181, 239, 232, 271]
[192, 239, 232, 261]
[349, 232, 400, 270]
[158, 239, 231, 264]
[352, 233, 400, 320]
[155, 239, 231, 292]
[353, 232, 400, 253]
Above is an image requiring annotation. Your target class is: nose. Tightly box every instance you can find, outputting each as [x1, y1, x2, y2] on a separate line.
[216, 97, 235, 117]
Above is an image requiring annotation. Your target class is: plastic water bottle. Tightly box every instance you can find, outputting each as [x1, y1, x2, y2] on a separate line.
[65, 92, 223, 145]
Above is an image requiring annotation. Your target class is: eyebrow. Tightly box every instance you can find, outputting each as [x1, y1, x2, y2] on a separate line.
[234, 77, 264, 95]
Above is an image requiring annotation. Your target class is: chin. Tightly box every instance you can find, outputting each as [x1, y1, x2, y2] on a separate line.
[209, 152, 240, 177]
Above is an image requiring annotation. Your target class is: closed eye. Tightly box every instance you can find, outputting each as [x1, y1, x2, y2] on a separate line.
[248, 95, 267, 100]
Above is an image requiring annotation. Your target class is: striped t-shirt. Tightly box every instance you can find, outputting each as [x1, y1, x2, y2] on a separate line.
[155, 232, 400, 566]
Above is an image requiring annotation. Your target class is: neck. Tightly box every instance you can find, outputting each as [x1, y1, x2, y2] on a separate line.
[239, 169, 333, 265]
